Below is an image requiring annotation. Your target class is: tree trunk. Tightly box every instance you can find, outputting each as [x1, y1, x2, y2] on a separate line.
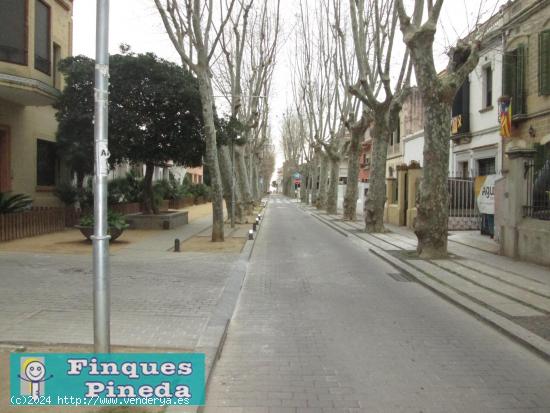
[414, 100, 450, 259]
[218, 144, 244, 223]
[364, 116, 389, 233]
[343, 126, 363, 221]
[310, 154, 319, 205]
[197, 68, 224, 242]
[300, 163, 309, 203]
[250, 156, 259, 202]
[142, 162, 158, 215]
[235, 147, 253, 215]
[326, 155, 339, 215]
[76, 170, 85, 189]
[316, 153, 329, 209]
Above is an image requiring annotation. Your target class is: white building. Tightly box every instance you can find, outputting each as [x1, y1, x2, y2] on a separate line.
[449, 21, 504, 178]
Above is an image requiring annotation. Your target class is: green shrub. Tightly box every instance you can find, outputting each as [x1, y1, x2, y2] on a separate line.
[0, 193, 32, 213]
[189, 183, 210, 198]
[78, 178, 94, 210]
[54, 182, 79, 206]
[79, 211, 129, 230]
[107, 171, 144, 205]
[118, 171, 143, 203]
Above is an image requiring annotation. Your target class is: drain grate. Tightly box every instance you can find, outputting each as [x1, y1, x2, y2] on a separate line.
[386, 272, 415, 282]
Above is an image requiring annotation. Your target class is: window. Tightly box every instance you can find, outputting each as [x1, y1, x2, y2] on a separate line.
[36, 139, 57, 186]
[0, 0, 27, 65]
[459, 161, 469, 178]
[451, 79, 470, 135]
[53, 43, 61, 88]
[539, 30, 550, 95]
[503, 45, 526, 116]
[395, 121, 401, 145]
[35, 0, 51, 74]
[0, 128, 11, 192]
[484, 66, 493, 108]
[477, 158, 496, 176]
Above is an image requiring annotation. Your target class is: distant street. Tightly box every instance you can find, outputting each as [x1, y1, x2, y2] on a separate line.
[204, 194, 550, 413]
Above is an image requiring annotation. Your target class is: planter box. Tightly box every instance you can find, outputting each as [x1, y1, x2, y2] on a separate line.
[75, 225, 125, 241]
[125, 210, 189, 230]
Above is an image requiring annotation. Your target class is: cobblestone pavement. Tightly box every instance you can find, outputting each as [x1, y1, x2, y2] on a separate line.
[0, 215, 241, 349]
[204, 195, 550, 412]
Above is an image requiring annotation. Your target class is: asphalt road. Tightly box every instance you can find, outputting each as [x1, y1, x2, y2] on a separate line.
[204, 195, 550, 413]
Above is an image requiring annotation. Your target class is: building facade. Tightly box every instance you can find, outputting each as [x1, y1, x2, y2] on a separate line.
[495, 0, 550, 265]
[0, 0, 73, 206]
[449, 9, 504, 179]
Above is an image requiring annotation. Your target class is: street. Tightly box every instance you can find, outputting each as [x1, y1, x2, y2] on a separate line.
[204, 195, 550, 412]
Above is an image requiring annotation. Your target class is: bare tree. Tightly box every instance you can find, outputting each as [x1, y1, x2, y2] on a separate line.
[292, 1, 330, 209]
[396, 0, 481, 258]
[236, 0, 280, 207]
[154, 0, 237, 241]
[348, 0, 412, 232]
[281, 109, 304, 196]
[343, 108, 373, 220]
[215, 0, 254, 223]
[294, 0, 352, 213]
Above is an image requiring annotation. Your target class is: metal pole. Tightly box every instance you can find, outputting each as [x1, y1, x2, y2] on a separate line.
[231, 138, 235, 228]
[92, 0, 110, 353]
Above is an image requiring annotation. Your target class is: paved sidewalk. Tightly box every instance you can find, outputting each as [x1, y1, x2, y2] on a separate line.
[299, 202, 550, 360]
[0, 201, 262, 398]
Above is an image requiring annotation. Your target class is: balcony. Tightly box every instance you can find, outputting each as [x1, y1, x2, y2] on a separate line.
[0, 71, 59, 106]
[450, 113, 471, 144]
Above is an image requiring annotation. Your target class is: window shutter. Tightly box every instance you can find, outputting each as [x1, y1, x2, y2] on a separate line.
[502, 51, 514, 97]
[540, 31, 550, 95]
[515, 45, 526, 115]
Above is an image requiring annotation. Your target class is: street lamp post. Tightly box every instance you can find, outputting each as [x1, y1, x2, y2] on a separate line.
[92, 0, 111, 353]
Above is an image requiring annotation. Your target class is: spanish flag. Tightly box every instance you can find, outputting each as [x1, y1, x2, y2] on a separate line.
[498, 97, 512, 138]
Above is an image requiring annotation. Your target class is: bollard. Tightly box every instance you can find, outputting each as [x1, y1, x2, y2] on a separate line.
[174, 238, 180, 252]
[253, 222, 257, 231]
[248, 229, 254, 240]
[255, 217, 260, 225]
[257, 214, 261, 221]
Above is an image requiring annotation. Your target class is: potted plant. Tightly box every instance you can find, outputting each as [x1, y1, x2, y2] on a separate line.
[75, 211, 129, 241]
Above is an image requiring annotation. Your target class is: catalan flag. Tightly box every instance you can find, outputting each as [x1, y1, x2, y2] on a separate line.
[498, 97, 512, 138]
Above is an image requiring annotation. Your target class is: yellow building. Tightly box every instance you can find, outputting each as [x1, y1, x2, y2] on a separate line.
[0, 0, 73, 206]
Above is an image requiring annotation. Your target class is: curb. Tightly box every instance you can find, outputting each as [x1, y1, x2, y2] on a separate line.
[166, 201, 268, 413]
[309, 210, 550, 363]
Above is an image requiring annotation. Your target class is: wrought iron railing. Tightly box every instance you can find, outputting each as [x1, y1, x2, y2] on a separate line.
[448, 176, 479, 219]
[524, 159, 550, 220]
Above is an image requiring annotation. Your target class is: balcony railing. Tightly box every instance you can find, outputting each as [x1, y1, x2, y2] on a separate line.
[451, 113, 470, 137]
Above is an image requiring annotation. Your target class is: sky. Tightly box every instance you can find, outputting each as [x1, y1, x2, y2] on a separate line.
[72, 0, 507, 173]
